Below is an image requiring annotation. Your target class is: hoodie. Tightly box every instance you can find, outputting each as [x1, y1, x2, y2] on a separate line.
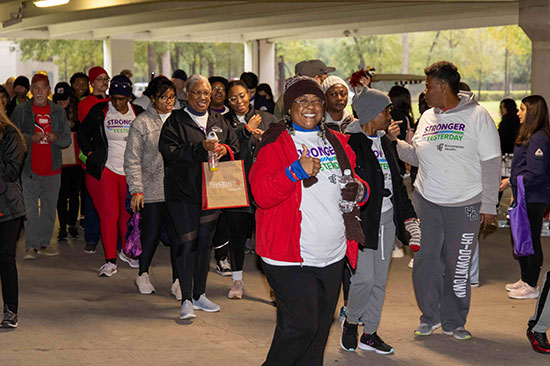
[408, 92, 501, 210]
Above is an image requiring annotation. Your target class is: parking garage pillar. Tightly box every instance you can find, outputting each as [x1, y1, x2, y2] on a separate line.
[244, 39, 276, 92]
[103, 38, 135, 79]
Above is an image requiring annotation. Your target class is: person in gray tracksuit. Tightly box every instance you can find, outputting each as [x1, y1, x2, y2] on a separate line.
[388, 61, 501, 340]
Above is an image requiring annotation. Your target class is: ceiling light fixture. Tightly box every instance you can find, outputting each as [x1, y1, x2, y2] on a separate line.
[33, 0, 70, 8]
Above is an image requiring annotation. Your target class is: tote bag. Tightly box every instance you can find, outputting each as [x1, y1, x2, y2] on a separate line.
[202, 160, 249, 210]
[509, 175, 534, 257]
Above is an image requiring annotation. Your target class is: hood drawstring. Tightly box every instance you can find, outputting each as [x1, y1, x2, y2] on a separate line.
[380, 224, 385, 261]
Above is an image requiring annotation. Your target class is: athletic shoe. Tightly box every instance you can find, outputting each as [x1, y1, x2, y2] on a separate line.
[408, 258, 414, 269]
[171, 279, 182, 301]
[505, 279, 526, 292]
[1, 305, 18, 328]
[135, 273, 155, 294]
[228, 280, 244, 299]
[57, 230, 68, 242]
[414, 322, 441, 336]
[215, 257, 232, 276]
[84, 243, 97, 254]
[118, 251, 139, 268]
[392, 247, 404, 258]
[527, 327, 550, 354]
[471, 282, 480, 288]
[443, 326, 472, 340]
[359, 332, 394, 354]
[340, 319, 358, 351]
[192, 294, 220, 312]
[180, 300, 196, 320]
[38, 245, 59, 256]
[339, 306, 347, 321]
[24, 248, 37, 260]
[68, 226, 79, 238]
[98, 262, 117, 277]
[508, 283, 539, 299]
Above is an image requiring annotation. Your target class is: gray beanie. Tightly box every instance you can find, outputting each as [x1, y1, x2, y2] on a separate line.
[351, 87, 391, 125]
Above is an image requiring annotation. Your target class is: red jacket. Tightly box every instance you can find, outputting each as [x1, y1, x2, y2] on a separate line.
[250, 128, 368, 268]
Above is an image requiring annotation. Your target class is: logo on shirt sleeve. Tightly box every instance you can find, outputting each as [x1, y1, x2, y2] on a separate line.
[535, 148, 544, 157]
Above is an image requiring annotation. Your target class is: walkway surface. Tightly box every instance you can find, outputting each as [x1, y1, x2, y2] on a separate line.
[2, 213, 549, 365]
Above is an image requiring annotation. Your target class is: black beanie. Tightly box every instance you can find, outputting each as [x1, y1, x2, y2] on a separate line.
[14, 76, 30, 90]
[283, 76, 325, 113]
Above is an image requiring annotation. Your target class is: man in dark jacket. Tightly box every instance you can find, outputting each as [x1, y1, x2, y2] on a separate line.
[7, 76, 29, 117]
[11, 73, 71, 259]
[340, 87, 421, 355]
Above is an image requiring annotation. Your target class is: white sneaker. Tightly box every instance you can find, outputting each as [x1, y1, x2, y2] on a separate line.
[508, 283, 539, 299]
[118, 251, 139, 268]
[408, 258, 414, 269]
[98, 262, 118, 277]
[227, 280, 244, 299]
[171, 279, 182, 301]
[392, 248, 404, 258]
[192, 294, 220, 312]
[135, 273, 155, 294]
[505, 279, 526, 292]
[180, 300, 196, 320]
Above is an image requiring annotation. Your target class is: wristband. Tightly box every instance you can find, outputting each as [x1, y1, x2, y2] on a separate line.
[132, 193, 143, 197]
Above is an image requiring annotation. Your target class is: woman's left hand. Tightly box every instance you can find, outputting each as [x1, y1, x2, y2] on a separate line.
[130, 194, 144, 213]
[251, 129, 264, 139]
[499, 178, 510, 192]
[217, 144, 228, 159]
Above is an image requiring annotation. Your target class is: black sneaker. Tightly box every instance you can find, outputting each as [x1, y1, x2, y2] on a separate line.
[84, 243, 97, 254]
[57, 230, 68, 242]
[215, 257, 232, 276]
[1, 305, 18, 328]
[340, 319, 358, 351]
[359, 332, 394, 355]
[68, 226, 79, 238]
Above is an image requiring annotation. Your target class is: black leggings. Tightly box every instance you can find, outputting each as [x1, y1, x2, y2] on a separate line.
[0, 218, 23, 313]
[212, 210, 250, 273]
[167, 201, 219, 302]
[138, 202, 178, 281]
[57, 166, 82, 231]
[519, 203, 549, 287]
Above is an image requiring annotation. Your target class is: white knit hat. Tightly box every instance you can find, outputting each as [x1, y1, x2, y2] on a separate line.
[321, 75, 350, 94]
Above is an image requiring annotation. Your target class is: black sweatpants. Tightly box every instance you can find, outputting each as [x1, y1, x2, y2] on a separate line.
[57, 165, 82, 232]
[212, 210, 250, 272]
[167, 201, 219, 302]
[519, 203, 550, 287]
[262, 259, 344, 366]
[138, 202, 178, 281]
[0, 218, 23, 313]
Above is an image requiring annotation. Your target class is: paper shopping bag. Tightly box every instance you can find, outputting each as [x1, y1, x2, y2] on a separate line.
[202, 160, 249, 210]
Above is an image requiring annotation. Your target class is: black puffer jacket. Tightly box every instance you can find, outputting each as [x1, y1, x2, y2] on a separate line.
[78, 101, 144, 180]
[0, 124, 25, 223]
[346, 122, 416, 250]
[159, 109, 239, 204]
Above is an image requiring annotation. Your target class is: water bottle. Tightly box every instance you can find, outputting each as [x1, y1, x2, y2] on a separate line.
[339, 169, 355, 213]
[207, 131, 219, 171]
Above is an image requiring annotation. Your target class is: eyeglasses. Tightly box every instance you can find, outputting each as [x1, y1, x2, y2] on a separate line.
[228, 93, 247, 103]
[293, 98, 324, 107]
[189, 90, 211, 98]
[159, 95, 176, 102]
[95, 77, 110, 82]
[212, 86, 225, 92]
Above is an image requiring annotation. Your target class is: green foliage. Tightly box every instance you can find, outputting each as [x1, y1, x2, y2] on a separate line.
[18, 39, 103, 81]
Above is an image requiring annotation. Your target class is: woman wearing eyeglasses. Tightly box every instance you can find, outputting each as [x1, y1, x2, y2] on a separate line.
[213, 80, 278, 299]
[124, 76, 180, 298]
[250, 76, 369, 365]
[78, 75, 144, 277]
[159, 74, 238, 319]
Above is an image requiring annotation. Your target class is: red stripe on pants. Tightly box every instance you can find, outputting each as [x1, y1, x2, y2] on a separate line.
[85, 168, 129, 261]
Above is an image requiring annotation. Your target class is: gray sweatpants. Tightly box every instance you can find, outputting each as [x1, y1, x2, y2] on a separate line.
[346, 208, 396, 333]
[529, 271, 550, 333]
[412, 190, 481, 332]
[22, 172, 61, 250]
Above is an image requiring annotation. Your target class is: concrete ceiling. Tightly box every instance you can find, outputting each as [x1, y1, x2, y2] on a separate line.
[0, 0, 520, 42]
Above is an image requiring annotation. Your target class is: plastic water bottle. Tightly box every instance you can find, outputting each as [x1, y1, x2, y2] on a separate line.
[339, 169, 355, 213]
[207, 131, 219, 171]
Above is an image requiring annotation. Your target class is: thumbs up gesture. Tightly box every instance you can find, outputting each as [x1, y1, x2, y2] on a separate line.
[299, 144, 321, 177]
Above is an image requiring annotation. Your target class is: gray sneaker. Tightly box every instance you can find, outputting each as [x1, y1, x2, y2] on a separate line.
[38, 245, 59, 257]
[443, 326, 472, 340]
[24, 248, 37, 260]
[192, 294, 220, 312]
[414, 322, 442, 336]
[1, 305, 18, 328]
[180, 300, 196, 320]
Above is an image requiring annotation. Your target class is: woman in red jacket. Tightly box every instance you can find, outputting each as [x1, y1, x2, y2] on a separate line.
[250, 77, 369, 366]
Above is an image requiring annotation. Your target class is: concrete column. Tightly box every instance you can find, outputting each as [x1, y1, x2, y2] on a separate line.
[103, 38, 135, 78]
[258, 39, 276, 90]
[243, 40, 257, 74]
[519, 0, 550, 103]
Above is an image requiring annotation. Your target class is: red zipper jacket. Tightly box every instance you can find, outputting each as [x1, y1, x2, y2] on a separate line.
[250, 125, 369, 268]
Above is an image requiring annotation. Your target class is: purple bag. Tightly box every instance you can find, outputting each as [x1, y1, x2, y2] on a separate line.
[125, 213, 142, 257]
[509, 176, 534, 257]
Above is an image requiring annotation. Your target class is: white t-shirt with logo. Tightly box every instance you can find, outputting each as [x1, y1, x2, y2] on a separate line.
[412, 99, 500, 204]
[185, 107, 208, 134]
[262, 129, 346, 267]
[368, 134, 393, 212]
[104, 102, 135, 175]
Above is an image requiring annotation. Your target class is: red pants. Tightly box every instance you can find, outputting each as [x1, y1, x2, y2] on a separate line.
[85, 168, 129, 261]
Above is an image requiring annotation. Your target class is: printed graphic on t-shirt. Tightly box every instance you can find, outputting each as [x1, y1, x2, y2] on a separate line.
[296, 144, 340, 175]
[372, 147, 390, 179]
[422, 122, 465, 142]
[35, 113, 51, 144]
[105, 117, 132, 135]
